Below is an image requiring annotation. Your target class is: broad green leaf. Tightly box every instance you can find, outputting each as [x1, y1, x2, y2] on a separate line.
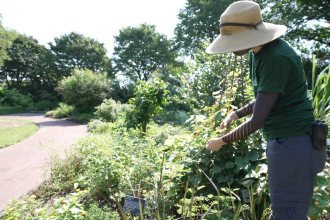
[225, 162, 234, 169]
[212, 165, 222, 173]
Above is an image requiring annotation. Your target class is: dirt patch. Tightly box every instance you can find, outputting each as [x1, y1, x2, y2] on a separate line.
[0, 119, 30, 127]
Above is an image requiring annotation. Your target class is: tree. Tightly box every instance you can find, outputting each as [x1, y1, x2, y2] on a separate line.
[126, 79, 169, 133]
[113, 23, 180, 82]
[258, 0, 330, 64]
[174, 0, 233, 57]
[56, 67, 111, 112]
[49, 32, 114, 78]
[0, 14, 16, 67]
[0, 33, 46, 89]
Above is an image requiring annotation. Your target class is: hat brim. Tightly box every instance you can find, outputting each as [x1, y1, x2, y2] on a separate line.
[206, 22, 287, 54]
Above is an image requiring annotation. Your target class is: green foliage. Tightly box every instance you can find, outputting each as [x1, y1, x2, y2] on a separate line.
[35, 100, 54, 111]
[174, 0, 233, 56]
[113, 23, 181, 82]
[0, 85, 33, 109]
[0, 33, 48, 89]
[126, 79, 169, 133]
[154, 109, 189, 126]
[0, 14, 16, 67]
[56, 68, 111, 112]
[259, 0, 330, 63]
[49, 31, 113, 78]
[0, 106, 23, 115]
[94, 98, 132, 123]
[74, 113, 94, 124]
[83, 202, 120, 220]
[308, 171, 330, 219]
[0, 192, 88, 219]
[45, 103, 74, 118]
[87, 119, 103, 132]
[311, 56, 330, 122]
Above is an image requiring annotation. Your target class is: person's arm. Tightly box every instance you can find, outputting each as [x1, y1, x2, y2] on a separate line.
[220, 100, 255, 133]
[222, 91, 279, 143]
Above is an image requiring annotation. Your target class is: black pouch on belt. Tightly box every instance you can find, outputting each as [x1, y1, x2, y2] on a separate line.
[312, 120, 328, 148]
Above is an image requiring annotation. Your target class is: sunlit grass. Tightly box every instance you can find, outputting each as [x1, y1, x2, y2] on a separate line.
[0, 117, 39, 148]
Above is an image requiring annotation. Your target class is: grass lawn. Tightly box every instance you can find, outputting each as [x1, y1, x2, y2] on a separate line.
[0, 117, 39, 148]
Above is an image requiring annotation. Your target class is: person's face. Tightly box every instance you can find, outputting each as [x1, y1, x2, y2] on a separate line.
[233, 48, 251, 56]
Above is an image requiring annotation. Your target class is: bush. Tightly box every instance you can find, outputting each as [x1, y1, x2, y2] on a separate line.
[74, 113, 94, 124]
[35, 100, 54, 111]
[84, 202, 120, 220]
[94, 98, 132, 123]
[126, 79, 169, 133]
[0, 86, 33, 109]
[45, 103, 74, 118]
[87, 119, 104, 132]
[0, 106, 23, 115]
[154, 109, 189, 126]
[56, 68, 111, 113]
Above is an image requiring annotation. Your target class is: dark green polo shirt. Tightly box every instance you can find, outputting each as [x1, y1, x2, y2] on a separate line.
[249, 38, 315, 139]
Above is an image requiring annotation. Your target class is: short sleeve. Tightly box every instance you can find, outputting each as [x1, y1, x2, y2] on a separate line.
[258, 55, 291, 94]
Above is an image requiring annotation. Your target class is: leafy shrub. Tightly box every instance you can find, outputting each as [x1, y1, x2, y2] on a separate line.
[87, 119, 103, 132]
[126, 79, 169, 133]
[84, 202, 120, 220]
[0, 106, 23, 115]
[0, 192, 88, 219]
[35, 100, 54, 111]
[74, 113, 94, 124]
[56, 68, 111, 112]
[0, 86, 33, 109]
[94, 98, 132, 123]
[45, 103, 74, 118]
[155, 109, 189, 126]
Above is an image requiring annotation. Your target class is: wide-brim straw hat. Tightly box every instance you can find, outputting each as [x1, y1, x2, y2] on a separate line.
[206, 1, 287, 54]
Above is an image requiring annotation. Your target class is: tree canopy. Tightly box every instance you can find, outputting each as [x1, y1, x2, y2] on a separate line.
[113, 23, 180, 82]
[0, 34, 46, 89]
[174, 0, 233, 57]
[258, 0, 329, 63]
[49, 32, 113, 78]
[0, 14, 16, 67]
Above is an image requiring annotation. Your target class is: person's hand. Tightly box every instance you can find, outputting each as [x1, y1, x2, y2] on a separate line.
[220, 112, 239, 134]
[205, 138, 227, 151]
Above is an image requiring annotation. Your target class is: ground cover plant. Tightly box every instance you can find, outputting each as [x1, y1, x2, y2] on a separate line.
[0, 117, 39, 148]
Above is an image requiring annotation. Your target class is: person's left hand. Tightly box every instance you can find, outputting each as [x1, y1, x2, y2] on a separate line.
[205, 138, 226, 151]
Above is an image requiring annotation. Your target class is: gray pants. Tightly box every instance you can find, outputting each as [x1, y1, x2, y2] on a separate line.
[266, 135, 327, 220]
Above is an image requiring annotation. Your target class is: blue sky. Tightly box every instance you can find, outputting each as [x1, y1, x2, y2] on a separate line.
[0, 0, 187, 56]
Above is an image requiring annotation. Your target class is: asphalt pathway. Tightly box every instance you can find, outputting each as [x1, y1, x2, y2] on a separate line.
[0, 113, 88, 210]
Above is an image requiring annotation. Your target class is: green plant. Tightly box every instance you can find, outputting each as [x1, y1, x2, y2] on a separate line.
[0, 86, 33, 109]
[35, 100, 54, 111]
[126, 78, 169, 133]
[0, 191, 88, 219]
[0, 106, 23, 115]
[45, 103, 74, 118]
[87, 119, 103, 132]
[311, 56, 330, 123]
[94, 98, 131, 122]
[56, 67, 111, 112]
[84, 202, 120, 220]
[308, 170, 330, 219]
[74, 113, 94, 124]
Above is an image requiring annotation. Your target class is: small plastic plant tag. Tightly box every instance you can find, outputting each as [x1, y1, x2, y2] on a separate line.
[123, 196, 146, 216]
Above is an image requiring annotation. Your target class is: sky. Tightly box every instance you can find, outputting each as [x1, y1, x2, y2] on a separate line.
[0, 0, 187, 56]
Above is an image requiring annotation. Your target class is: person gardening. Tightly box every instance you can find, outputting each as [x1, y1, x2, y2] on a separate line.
[204, 1, 327, 219]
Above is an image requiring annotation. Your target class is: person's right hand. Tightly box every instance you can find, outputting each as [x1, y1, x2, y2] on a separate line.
[220, 112, 239, 134]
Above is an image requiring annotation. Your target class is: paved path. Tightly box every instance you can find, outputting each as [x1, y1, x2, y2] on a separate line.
[0, 113, 88, 210]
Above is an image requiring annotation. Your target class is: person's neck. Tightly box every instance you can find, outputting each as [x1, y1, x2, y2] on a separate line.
[252, 45, 264, 54]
